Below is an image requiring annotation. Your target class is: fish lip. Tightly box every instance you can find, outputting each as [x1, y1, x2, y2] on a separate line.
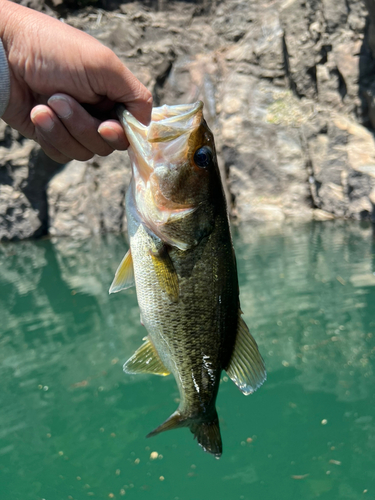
[149, 101, 203, 126]
[116, 101, 203, 124]
[147, 102, 203, 143]
[116, 104, 152, 182]
[116, 101, 203, 134]
[116, 101, 204, 182]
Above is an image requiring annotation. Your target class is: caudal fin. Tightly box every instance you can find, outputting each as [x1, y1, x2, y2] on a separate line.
[146, 409, 222, 458]
[190, 410, 222, 458]
[146, 410, 187, 438]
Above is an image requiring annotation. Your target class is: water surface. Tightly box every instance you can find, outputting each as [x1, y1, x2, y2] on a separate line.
[1, 221, 374, 500]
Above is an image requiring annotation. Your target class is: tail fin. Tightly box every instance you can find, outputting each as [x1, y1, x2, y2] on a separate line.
[146, 410, 188, 438]
[147, 409, 222, 458]
[190, 410, 222, 458]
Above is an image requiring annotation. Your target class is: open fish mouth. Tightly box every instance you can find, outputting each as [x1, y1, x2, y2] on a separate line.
[116, 102, 207, 242]
[116, 102, 203, 183]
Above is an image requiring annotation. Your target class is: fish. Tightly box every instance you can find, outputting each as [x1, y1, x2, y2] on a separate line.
[109, 101, 266, 458]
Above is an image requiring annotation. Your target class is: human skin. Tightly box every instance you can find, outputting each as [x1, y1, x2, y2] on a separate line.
[0, 0, 152, 163]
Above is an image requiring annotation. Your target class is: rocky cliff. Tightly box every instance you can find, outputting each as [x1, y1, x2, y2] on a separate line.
[1, 0, 375, 240]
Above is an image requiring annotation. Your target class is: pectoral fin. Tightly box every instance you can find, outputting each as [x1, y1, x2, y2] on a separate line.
[150, 245, 179, 303]
[225, 311, 266, 395]
[123, 337, 170, 376]
[109, 249, 135, 294]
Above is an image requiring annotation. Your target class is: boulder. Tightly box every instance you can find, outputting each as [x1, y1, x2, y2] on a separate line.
[47, 151, 131, 238]
[309, 114, 375, 220]
[0, 121, 61, 240]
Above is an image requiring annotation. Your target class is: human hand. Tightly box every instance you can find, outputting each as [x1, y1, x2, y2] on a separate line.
[0, 0, 152, 163]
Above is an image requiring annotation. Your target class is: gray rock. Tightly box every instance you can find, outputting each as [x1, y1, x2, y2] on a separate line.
[1, 0, 375, 240]
[0, 185, 41, 240]
[309, 114, 375, 220]
[47, 150, 131, 238]
[220, 78, 313, 221]
[0, 121, 61, 240]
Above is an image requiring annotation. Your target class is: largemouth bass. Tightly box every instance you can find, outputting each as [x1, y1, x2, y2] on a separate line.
[110, 101, 266, 458]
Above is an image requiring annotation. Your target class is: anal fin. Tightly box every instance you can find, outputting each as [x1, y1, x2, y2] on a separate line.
[225, 310, 266, 395]
[123, 337, 170, 376]
[109, 249, 135, 294]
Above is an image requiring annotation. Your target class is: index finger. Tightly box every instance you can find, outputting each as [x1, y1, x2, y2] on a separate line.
[119, 77, 153, 127]
[100, 54, 153, 126]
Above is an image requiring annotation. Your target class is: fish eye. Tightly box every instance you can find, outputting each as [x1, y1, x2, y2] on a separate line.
[194, 146, 213, 169]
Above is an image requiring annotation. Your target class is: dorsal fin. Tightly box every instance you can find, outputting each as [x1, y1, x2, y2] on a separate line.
[123, 337, 170, 376]
[109, 249, 135, 294]
[225, 310, 266, 395]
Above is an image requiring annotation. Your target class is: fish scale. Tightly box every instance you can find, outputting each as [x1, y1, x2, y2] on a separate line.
[130, 202, 236, 409]
[109, 101, 266, 457]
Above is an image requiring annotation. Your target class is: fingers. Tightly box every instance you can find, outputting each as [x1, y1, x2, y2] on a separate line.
[30, 86, 150, 162]
[31, 104, 95, 162]
[48, 94, 123, 155]
[30, 94, 130, 162]
[98, 120, 129, 150]
[34, 133, 72, 164]
[122, 79, 153, 126]
[97, 50, 153, 126]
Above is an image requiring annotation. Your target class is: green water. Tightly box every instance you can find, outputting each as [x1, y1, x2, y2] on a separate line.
[1, 221, 375, 500]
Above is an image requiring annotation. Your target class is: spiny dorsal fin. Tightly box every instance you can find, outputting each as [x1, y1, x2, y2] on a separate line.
[123, 337, 170, 376]
[109, 249, 135, 294]
[150, 245, 179, 303]
[225, 311, 266, 395]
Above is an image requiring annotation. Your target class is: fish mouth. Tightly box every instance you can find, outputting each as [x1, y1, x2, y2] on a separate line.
[116, 101, 203, 183]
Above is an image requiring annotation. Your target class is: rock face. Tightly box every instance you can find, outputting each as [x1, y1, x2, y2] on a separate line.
[308, 115, 375, 219]
[1, 0, 375, 240]
[47, 151, 131, 238]
[0, 121, 61, 240]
